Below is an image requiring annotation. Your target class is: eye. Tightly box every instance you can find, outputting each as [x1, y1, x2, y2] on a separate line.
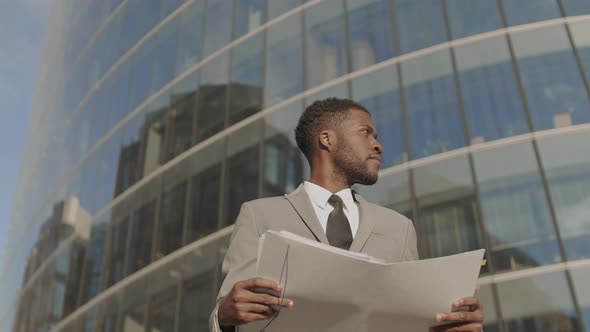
[361, 128, 369, 134]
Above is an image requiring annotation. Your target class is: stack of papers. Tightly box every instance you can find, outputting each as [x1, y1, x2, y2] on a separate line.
[243, 230, 485, 332]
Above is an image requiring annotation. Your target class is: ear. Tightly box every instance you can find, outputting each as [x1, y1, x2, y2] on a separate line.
[319, 130, 336, 151]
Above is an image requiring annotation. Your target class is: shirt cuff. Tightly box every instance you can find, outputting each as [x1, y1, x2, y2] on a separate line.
[210, 298, 236, 332]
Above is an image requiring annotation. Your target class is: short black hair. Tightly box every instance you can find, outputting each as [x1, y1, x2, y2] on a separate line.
[295, 97, 369, 162]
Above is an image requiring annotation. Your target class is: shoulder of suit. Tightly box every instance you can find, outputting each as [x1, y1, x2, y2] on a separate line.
[242, 195, 289, 208]
[361, 200, 413, 224]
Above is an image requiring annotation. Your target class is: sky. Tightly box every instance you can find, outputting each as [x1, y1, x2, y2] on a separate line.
[0, 1, 51, 263]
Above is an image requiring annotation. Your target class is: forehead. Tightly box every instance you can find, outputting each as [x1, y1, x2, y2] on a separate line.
[342, 108, 374, 126]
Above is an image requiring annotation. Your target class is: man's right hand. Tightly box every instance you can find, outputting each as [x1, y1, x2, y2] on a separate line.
[218, 277, 294, 329]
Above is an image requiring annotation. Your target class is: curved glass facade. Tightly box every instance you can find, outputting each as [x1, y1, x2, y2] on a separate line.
[2, 0, 590, 331]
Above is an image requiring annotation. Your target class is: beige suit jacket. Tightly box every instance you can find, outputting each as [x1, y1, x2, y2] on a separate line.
[209, 184, 419, 331]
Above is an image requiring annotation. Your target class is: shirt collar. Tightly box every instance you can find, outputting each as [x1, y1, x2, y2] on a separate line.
[303, 181, 355, 211]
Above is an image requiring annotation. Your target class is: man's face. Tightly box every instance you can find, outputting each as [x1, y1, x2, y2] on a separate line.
[332, 108, 383, 185]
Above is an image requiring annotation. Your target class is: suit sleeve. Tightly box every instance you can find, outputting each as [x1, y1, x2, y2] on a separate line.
[402, 220, 419, 261]
[209, 202, 262, 332]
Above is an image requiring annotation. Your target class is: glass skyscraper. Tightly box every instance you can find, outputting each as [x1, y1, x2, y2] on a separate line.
[2, 0, 590, 331]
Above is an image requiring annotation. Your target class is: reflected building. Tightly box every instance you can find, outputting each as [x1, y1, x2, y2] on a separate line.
[2, 1, 590, 332]
[13, 196, 92, 332]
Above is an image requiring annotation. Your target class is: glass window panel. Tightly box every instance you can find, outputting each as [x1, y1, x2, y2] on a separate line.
[151, 18, 179, 93]
[177, 270, 219, 331]
[352, 65, 405, 167]
[51, 250, 68, 319]
[570, 20, 590, 89]
[195, 53, 229, 144]
[304, 81, 349, 106]
[76, 101, 94, 164]
[413, 156, 482, 260]
[95, 293, 121, 332]
[139, 95, 170, 177]
[105, 210, 130, 288]
[347, 0, 396, 71]
[571, 267, 590, 331]
[155, 178, 187, 259]
[262, 101, 309, 197]
[474, 141, 562, 272]
[229, 34, 264, 125]
[265, 13, 304, 106]
[304, 0, 348, 88]
[116, 111, 145, 195]
[562, 0, 590, 16]
[187, 139, 225, 242]
[160, 0, 185, 19]
[394, 0, 448, 54]
[122, 0, 160, 50]
[446, 0, 504, 39]
[68, 171, 82, 207]
[66, 68, 86, 116]
[63, 307, 97, 332]
[125, 176, 161, 275]
[88, 90, 108, 149]
[203, 0, 233, 57]
[99, 7, 126, 74]
[501, 0, 561, 26]
[95, 131, 122, 212]
[234, 0, 266, 38]
[126, 199, 156, 275]
[401, 50, 466, 159]
[176, 0, 205, 76]
[104, 58, 131, 130]
[497, 272, 581, 331]
[147, 285, 178, 332]
[223, 121, 262, 226]
[63, 239, 87, 317]
[455, 36, 529, 143]
[475, 284, 501, 331]
[268, 0, 303, 19]
[120, 302, 147, 332]
[163, 73, 198, 162]
[511, 25, 590, 130]
[537, 130, 590, 260]
[355, 170, 412, 218]
[79, 214, 109, 305]
[79, 152, 101, 215]
[128, 38, 156, 111]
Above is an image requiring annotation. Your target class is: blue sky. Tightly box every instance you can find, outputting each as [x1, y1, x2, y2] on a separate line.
[0, 1, 50, 262]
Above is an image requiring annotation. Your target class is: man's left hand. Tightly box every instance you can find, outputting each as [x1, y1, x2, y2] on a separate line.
[429, 296, 484, 332]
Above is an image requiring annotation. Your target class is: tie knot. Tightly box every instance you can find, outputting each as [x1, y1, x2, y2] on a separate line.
[328, 194, 344, 208]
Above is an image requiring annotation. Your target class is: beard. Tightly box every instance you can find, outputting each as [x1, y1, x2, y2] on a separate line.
[333, 144, 379, 186]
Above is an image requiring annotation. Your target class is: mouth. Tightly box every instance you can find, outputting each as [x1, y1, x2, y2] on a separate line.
[368, 156, 382, 165]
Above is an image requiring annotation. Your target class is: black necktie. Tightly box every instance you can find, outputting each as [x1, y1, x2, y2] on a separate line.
[326, 195, 353, 250]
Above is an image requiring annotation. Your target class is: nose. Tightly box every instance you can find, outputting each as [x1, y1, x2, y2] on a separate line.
[372, 139, 383, 154]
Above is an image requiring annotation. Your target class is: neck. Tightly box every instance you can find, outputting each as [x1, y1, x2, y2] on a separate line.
[309, 169, 350, 193]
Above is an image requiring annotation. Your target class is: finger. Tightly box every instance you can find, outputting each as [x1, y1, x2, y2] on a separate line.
[453, 297, 482, 312]
[236, 303, 276, 316]
[435, 311, 483, 323]
[246, 291, 294, 308]
[238, 278, 282, 292]
[236, 312, 272, 324]
[443, 322, 483, 332]
[453, 297, 480, 308]
[429, 322, 464, 332]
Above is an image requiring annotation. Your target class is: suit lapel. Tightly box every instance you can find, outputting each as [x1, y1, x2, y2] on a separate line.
[284, 184, 330, 244]
[349, 191, 377, 252]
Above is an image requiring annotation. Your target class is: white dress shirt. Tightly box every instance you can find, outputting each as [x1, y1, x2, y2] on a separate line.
[303, 181, 359, 237]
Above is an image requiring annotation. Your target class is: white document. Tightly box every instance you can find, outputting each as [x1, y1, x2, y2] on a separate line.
[242, 230, 485, 332]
